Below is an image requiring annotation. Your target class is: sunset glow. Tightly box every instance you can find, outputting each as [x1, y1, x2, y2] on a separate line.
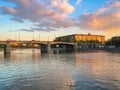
[0, 0, 120, 40]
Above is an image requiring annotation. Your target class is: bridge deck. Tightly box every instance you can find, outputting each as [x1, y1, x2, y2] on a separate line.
[0, 41, 75, 45]
[0, 42, 6, 44]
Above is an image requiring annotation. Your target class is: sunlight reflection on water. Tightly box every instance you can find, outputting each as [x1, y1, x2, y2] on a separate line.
[0, 49, 120, 90]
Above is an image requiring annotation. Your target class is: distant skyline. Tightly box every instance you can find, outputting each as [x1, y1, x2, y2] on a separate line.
[0, 0, 120, 41]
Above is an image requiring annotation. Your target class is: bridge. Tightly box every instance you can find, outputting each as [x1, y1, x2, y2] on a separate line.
[0, 40, 77, 57]
[0, 41, 74, 45]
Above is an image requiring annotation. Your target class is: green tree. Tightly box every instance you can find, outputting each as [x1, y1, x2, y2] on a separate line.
[106, 39, 120, 47]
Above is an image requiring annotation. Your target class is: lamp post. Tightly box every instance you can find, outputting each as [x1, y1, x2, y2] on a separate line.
[48, 34, 49, 42]
[19, 32, 20, 41]
[39, 33, 40, 41]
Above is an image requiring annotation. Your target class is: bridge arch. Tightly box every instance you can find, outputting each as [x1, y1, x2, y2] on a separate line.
[50, 42, 75, 52]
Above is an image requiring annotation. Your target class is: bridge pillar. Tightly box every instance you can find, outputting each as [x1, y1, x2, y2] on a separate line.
[74, 43, 78, 51]
[47, 43, 51, 53]
[4, 41, 11, 57]
[40, 44, 47, 53]
[40, 43, 51, 53]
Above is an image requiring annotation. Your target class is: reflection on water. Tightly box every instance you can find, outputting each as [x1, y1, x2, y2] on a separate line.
[0, 49, 120, 90]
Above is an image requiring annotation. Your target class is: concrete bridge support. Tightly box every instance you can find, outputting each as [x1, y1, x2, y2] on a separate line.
[4, 42, 11, 57]
[47, 43, 51, 53]
[40, 44, 47, 53]
[74, 43, 78, 51]
[65, 45, 75, 52]
[40, 43, 51, 53]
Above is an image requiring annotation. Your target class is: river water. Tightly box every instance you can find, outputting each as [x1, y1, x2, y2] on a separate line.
[0, 49, 120, 90]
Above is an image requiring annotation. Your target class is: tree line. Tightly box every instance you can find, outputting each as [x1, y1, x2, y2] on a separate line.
[106, 39, 120, 48]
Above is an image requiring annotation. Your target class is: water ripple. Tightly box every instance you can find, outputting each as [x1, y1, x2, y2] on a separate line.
[0, 49, 120, 90]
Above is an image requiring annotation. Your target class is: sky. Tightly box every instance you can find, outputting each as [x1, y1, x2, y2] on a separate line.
[0, 0, 120, 41]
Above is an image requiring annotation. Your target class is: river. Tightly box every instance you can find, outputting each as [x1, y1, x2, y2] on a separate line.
[0, 49, 120, 90]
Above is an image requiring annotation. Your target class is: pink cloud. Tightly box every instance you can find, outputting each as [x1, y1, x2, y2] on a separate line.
[0, 6, 17, 15]
[0, 0, 120, 33]
[0, 0, 75, 31]
[79, 1, 120, 32]
[1, 0, 74, 21]
[109, 1, 120, 9]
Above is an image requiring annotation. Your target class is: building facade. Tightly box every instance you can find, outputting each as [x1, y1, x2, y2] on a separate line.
[110, 36, 120, 47]
[55, 33, 105, 44]
[112, 36, 120, 41]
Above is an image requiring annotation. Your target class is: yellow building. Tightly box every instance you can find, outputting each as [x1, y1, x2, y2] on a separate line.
[55, 33, 105, 44]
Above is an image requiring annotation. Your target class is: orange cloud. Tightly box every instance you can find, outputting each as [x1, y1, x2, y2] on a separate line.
[0, 0, 120, 34]
[79, 1, 120, 32]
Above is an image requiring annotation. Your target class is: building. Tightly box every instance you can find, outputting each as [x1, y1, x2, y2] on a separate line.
[55, 33, 105, 44]
[112, 36, 120, 41]
[110, 36, 120, 47]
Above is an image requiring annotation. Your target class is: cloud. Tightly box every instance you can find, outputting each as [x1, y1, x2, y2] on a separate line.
[11, 18, 24, 23]
[20, 27, 57, 32]
[0, 0, 75, 31]
[0, 0, 120, 33]
[0, 6, 17, 15]
[76, 0, 82, 5]
[78, 1, 120, 32]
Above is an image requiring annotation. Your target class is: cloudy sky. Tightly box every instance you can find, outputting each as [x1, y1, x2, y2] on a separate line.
[0, 0, 120, 41]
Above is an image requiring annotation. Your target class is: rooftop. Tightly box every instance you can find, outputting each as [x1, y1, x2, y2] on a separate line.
[56, 33, 105, 38]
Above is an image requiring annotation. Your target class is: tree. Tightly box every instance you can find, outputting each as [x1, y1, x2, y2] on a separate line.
[105, 39, 120, 47]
